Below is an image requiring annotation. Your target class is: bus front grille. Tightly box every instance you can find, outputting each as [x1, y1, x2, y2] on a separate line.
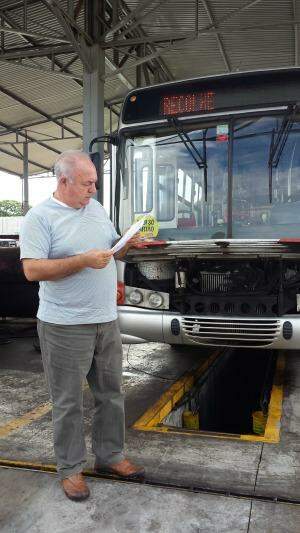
[181, 317, 281, 347]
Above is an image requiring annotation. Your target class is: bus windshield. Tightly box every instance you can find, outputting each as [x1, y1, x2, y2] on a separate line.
[120, 114, 300, 240]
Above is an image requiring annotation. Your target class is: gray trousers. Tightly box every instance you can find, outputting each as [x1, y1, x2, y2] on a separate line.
[37, 319, 125, 480]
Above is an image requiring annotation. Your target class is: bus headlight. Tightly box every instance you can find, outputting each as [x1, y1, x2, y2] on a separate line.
[128, 289, 143, 305]
[125, 286, 169, 309]
[148, 292, 164, 308]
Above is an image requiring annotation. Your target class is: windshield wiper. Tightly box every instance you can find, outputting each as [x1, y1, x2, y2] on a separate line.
[268, 105, 298, 203]
[168, 117, 208, 201]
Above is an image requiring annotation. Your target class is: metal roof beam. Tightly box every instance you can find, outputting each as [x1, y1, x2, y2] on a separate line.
[103, 47, 169, 80]
[0, 165, 21, 177]
[104, 0, 263, 81]
[105, 0, 158, 38]
[0, 119, 60, 155]
[104, 0, 171, 82]
[0, 84, 81, 138]
[111, 0, 120, 66]
[0, 43, 74, 59]
[0, 105, 118, 136]
[0, 145, 49, 171]
[100, 21, 300, 48]
[293, 0, 300, 66]
[1, 0, 41, 13]
[74, 0, 84, 20]
[85, 1, 135, 91]
[119, 0, 172, 82]
[101, 34, 187, 48]
[67, 0, 74, 16]
[0, 9, 82, 83]
[0, 23, 69, 43]
[42, 0, 92, 44]
[0, 135, 79, 143]
[2, 8, 82, 86]
[42, 0, 93, 72]
[201, 0, 231, 72]
[0, 58, 83, 81]
[60, 53, 78, 72]
[112, 0, 165, 42]
[105, 56, 133, 90]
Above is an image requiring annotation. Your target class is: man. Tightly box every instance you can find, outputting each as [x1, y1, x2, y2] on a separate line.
[20, 150, 144, 501]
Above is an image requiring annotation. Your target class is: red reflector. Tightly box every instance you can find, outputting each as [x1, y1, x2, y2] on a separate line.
[216, 134, 228, 142]
[279, 238, 300, 244]
[134, 240, 167, 248]
[117, 282, 125, 305]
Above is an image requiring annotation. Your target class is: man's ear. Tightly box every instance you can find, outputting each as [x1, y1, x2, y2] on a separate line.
[60, 176, 68, 186]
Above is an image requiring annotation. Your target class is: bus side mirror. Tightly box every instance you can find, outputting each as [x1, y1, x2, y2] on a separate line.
[89, 151, 101, 190]
[89, 134, 119, 202]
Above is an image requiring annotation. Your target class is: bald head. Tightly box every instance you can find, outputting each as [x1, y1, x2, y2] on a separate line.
[53, 150, 98, 209]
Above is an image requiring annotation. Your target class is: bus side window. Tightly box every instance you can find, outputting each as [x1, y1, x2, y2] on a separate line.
[156, 164, 175, 221]
[133, 146, 153, 213]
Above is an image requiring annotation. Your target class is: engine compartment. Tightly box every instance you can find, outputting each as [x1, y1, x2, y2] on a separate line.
[125, 258, 300, 317]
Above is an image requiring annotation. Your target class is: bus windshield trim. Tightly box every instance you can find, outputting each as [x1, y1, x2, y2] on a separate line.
[119, 106, 288, 134]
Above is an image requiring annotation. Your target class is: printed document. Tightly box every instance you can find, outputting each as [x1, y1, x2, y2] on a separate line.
[111, 216, 146, 254]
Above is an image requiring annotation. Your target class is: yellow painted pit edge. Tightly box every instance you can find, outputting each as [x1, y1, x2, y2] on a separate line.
[133, 350, 285, 444]
[241, 352, 285, 444]
[132, 349, 222, 430]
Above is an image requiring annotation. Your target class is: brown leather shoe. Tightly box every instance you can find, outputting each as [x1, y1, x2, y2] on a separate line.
[95, 458, 145, 479]
[61, 473, 90, 501]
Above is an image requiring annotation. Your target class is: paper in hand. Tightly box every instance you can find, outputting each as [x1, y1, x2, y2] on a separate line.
[111, 216, 146, 255]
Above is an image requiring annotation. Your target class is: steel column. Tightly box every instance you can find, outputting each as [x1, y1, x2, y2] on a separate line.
[83, 0, 106, 203]
[83, 43, 105, 203]
[22, 142, 29, 215]
[136, 45, 143, 87]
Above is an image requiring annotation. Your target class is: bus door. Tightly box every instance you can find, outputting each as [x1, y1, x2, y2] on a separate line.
[132, 140, 178, 229]
[155, 144, 177, 228]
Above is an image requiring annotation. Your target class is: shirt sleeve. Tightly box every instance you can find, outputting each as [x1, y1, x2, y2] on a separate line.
[101, 207, 120, 243]
[109, 219, 120, 243]
[19, 210, 51, 260]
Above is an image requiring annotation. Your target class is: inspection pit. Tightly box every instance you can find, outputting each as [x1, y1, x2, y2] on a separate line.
[133, 349, 284, 443]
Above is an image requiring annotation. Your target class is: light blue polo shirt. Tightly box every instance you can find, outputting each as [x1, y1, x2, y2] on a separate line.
[19, 197, 119, 325]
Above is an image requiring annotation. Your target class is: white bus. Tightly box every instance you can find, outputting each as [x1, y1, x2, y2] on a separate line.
[112, 68, 300, 349]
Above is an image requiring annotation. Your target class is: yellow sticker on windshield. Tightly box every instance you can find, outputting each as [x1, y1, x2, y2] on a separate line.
[135, 215, 159, 238]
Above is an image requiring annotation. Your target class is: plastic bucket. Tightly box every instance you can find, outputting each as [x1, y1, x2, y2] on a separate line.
[182, 410, 200, 430]
[252, 410, 267, 435]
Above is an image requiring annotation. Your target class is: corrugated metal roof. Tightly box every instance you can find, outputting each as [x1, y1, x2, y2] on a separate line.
[0, 0, 297, 176]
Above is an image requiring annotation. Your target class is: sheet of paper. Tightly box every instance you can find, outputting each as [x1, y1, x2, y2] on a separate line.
[111, 216, 146, 254]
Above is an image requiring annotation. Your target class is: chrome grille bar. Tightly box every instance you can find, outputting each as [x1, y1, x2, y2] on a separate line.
[181, 316, 280, 347]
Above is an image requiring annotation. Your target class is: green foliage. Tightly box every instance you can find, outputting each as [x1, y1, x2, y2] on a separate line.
[0, 200, 24, 217]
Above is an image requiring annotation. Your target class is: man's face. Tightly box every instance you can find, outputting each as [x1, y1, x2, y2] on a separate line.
[61, 158, 98, 208]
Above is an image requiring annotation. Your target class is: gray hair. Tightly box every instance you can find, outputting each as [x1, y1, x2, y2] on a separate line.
[54, 150, 91, 182]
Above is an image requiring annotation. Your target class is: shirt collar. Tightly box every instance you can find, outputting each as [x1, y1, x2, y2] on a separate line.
[51, 196, 73, 209]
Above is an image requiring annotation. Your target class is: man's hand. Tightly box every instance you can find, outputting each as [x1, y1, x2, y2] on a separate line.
[83, 249, 113, 269]
[125, 233, 144, 249]
[22, 249, 113, 282]
[114, 232, 144, 260]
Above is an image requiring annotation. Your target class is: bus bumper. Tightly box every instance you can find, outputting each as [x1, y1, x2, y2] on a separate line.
[118, 305, 300, 349]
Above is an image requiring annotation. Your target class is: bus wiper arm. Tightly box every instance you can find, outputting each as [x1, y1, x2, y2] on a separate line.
[168, 117, 208, 201]
[268, 105, 298, 203]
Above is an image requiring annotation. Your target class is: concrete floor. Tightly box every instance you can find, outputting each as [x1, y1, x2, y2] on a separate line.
[1, 469, 300, 533]
[1, 326, 300, 532]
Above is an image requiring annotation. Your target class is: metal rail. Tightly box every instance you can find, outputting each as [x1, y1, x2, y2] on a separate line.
[0, 460, 299, 506]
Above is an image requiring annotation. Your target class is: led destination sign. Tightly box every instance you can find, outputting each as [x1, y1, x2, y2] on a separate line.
[122, 70, 300, 124]
[161, 91, 215, 116]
